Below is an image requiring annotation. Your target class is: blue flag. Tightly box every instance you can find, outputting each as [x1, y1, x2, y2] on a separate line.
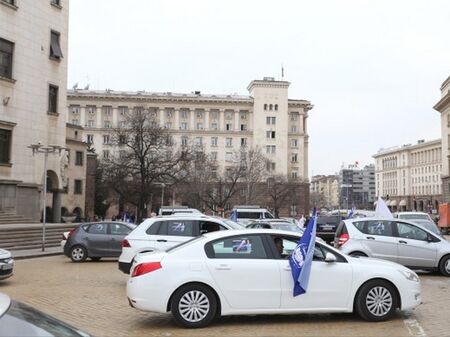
[289, 208, 317, 296]
[346, 207, 356, 219]
[230, 209, 237, 222]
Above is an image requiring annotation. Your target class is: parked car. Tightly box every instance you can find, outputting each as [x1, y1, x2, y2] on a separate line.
[0, 249, 13, 280]
[118, 214, 241, 274]
[246, 219, 302, 233]
[231, 205, 274, 226]
[316, 215, 342, 244]
[127, 229, 421, 328]
[395, 212, 433, 222]
[61, 230, 70, 248]
[64, 221, 136, 262]
[334, 217, 450, 276]
[0, 292, 91, 337]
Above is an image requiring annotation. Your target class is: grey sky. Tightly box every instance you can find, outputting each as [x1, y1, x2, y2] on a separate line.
[68, 0, 450, 177]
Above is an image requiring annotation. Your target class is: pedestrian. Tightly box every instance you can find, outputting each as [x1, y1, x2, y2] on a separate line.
[150, 212, 157, 218]
[298, 214, 306, 228]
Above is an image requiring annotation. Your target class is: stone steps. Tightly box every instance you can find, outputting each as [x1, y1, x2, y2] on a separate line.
[0, 211, 36, 225]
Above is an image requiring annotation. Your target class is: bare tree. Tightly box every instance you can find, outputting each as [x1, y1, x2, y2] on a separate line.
[102, 108, 192, 222]
[266, 174, 296, 217]
[239, 147, 267, 204]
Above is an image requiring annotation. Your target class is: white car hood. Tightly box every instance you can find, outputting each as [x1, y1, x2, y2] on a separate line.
[0, 249, 11, 258]
[349, 255, 410, 271]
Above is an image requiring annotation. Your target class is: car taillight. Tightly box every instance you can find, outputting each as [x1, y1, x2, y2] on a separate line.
[122, 239, 131, 248]
[131, 262, 162, 277]
[67, 229, 76, 238]
[338, 233, 349, 247]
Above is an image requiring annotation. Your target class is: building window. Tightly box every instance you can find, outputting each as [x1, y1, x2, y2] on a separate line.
[69, 105, 80, 114]
[225, 152, 233, 162]
[165, 122, 172, 129]
[49, 30, 63, 60]
[226, 138, 233, 147]
[51, 0, 61, 6]
[211, 137, 218, 147]
[119, 106, 128, 115]
[48, 84, 58, 114]
[266, 161, 276, 171]
[103, 106, 112, 116]
[0, 38, 14, 79]
[75, 151, 83, 166]
[0, 129, 11, 164]
[166, 110, 173, 118]
[195, 137, 203, 146]
[104, 120, 111, 128]
[266, 117, 276, 125]
[291, 113, 298, 121]
[240, 124, 247, 131]
[291, 125, 298, 132]
[241, 138, 247, 147]
[87, 106, 96, 114]
[180, 122, 188, 130]
[181, 110, 189, 119]
[103, 135, 110, 144]
[196, 123, 203, 130]
[240, 112, 247, 120]
[197, 111, 203, 118]
[74, 180, 82, 194]
[225, 111, 233, 119]
[269, 104, 273, 111]
[181, 136, 188, 146]
[71, 119, 79, 125]
[103, 150, 109, 159]
[210, 110, 218, 119]
[87, 120, 95, 128]
[211, 122, 218, 130]
[226, 123, 232, 131]
[274, 104, 278, 111]
[291, 171, 298, 179]
[87, 134, 93, 144]
[266, 131, 276, 139]
[211, 152, 217, 160]
[266, 145, 276, 154]
[291, 154, 298, 163]
[291, 139, 298, 148]
[2, 0, 16, 6]
[264, 104, 267, 110]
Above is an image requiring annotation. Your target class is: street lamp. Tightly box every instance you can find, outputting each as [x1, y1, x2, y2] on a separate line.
[28, 143, 65, 252]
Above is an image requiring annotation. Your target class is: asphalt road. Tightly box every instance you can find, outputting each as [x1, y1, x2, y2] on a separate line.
[1, 255, 448, 337]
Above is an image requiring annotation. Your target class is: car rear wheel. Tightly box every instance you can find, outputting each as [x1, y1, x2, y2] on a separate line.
[355, 280, 398, 322]
[438, 255, 450, 276]
[70, 245, 87, 262]
[171, 284, 217, 328]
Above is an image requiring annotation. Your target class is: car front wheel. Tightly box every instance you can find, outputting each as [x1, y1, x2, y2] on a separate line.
[70, 245, 87, 262]
[439, 255, 450, 276]
[355, 280, 398, 322]
[171, 284, 217, 328]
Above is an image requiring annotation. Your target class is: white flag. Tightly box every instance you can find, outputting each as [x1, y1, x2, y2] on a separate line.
[375, 197, 393, 219]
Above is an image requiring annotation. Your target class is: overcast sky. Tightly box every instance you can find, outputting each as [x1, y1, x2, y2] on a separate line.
[68, 0, 450, 177]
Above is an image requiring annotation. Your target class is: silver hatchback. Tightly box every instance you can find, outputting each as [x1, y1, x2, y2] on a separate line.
[334, 217, 450, 276]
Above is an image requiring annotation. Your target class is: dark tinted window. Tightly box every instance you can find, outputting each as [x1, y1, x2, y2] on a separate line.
[317, 216, 341, 225]
[206, 235, 267, 259]
[237, 211, 263, 219]
[0, 38, 14, 79]
[87, 223, 107, 235]
[48, 84, 58, 113]
[110, 223, 131, 235]
[352, 221, 366, 233]
[397, 222, 428, 241]
[0, 129, 11, 164]
[50, 30, 63, 59]
[199, 221, 224, 233]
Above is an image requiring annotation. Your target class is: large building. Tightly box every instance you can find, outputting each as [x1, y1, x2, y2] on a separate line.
[338, 164, 375, 210]
[310, 175, 339, 210]
[67, 78, 312, 180]
[373, 139, 442, 212]
[0, 0, 87, 223]
[435, 75, 450, 202]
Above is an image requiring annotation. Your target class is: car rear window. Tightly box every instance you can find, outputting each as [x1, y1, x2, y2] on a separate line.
[317, 216, 341, 225]
[334, 221, 348, 238]
[237, 211, 263, 219]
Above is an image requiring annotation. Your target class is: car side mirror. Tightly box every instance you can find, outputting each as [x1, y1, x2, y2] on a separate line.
[324, 252, 337, 263]
[427, 234, 438, 243]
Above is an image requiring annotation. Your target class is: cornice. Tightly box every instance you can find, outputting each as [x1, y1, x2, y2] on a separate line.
[434, 92, 450, 113]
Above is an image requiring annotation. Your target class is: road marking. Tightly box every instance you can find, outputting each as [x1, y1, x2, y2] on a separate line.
[404, 318, 427, 337]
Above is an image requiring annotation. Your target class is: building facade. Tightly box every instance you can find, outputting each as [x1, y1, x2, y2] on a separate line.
[373, 139, 442, 212]
[310, 175, 339, 210]
[338, 165, 376, 210]
[435, 75, 450, 202]
[67, 78, 312, 180]
[0, 0, 70, 222]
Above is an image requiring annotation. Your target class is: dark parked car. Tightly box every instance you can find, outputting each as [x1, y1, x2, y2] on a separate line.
[316, 215, 342, 244]
[0, 292, 91, 337]
[64, 221, 136, 262]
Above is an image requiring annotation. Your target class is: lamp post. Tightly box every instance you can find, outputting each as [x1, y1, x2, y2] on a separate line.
[28, 144, 65, 252]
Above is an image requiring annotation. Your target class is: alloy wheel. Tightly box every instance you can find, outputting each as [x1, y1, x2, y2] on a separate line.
[178, 290, 210, 323]
[71, 247, 85, 261]
[365, 286, 393, 317]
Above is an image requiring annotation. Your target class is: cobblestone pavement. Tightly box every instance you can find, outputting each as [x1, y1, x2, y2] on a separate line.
[0, 256, 448, 337]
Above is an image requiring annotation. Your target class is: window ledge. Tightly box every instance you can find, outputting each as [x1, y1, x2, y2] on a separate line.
[47, 112, 59, 117]
[0, 163, 12, 168]
[49, 56, 62, 62]
[50, 1, 62, 9]
[0, 76, 16, 84]
[1, 1, 18, 10]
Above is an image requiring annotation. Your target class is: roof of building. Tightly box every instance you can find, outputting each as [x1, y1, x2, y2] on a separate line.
[373, 139, 441, 157]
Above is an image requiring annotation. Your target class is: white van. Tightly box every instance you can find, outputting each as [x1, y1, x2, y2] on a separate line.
[232, 205, 274, 226]
[158, 206, 202, 216]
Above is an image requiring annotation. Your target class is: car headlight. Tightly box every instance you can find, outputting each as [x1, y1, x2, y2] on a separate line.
[399, 270, 419, 282]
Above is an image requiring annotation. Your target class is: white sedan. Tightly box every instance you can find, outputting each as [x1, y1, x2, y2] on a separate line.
[127, 229, 421, 328]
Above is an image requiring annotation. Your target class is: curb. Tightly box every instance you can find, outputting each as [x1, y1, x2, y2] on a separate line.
[12, 251, 63, 260]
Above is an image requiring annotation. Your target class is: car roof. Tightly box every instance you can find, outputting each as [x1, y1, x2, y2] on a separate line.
[0, 293, 11, 317]
[202, 228, 302, 240]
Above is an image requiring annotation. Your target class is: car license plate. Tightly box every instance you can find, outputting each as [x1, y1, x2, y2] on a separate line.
[1, 264, 12, 270]
[321, 225, 333, 231]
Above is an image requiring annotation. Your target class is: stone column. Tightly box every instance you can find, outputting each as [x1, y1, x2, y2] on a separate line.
[96, 107, 102, 128]
[174, 109, 180, 129]
[112, 106, 119, 127]
[190, 108, 195, 130]
[80, 106, 86, 127]
[52, 190, 62, 223]
[159, 108, 165, 127]
[219, 109, 225, 131]
[204, 108, 210, 130]
[234, 110, 240, 131]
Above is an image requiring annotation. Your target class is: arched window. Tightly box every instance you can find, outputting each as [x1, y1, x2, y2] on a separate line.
[264, 104, 267, 110]
[269, 104, 273, 110]
[274, 104, 278, 111]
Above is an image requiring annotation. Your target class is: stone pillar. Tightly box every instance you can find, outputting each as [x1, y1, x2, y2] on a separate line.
[174, 109, 180, 129]
[190, 109, 195, 130]
[80, 106, 86, 127]
[96, 107, 102, 128]
[159, 108, 165, 127]
[234, 110, 240, 131]
[52, 191, 62, 223]
[219, 109, 225, 131]
[112, 106, 119, 127]
[204, 108, 210, 130]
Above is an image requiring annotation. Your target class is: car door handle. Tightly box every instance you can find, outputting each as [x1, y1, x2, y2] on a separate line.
[366, 236, 375, 240]
[215, 264, 231, 270]
[283, 266, 291, 271]
[157, 239, 167, 242]
[399, 240, 408, 244]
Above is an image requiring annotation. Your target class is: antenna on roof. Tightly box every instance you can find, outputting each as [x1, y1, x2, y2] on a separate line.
[281, 63, 284, 80]
[84, 84, 90, 90]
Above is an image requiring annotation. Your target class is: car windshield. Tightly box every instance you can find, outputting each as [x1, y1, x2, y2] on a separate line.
[414, 221, 440, 235]
[222, 220, 244, 229]
[270, 224, 303, 232]
[400, 214, 430, 220]
[0, 301, 90, 337]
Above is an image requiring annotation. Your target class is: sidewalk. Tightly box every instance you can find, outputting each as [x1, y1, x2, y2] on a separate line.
[11, 246, 63, 260]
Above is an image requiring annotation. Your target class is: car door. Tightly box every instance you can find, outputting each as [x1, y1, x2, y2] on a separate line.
[395, 221, 438, 268]
[85, 223, 109, 256]
[359, 220, 398, 262]
[205, 234, 280, 309]
[109, 223, 133, 256]
[153, 220, 197, 251]
[272, 235, 353, 310]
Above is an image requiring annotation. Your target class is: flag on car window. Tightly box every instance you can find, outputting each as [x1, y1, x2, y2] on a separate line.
[230, 209, 237, 222]
[289, 208, 317, 296]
